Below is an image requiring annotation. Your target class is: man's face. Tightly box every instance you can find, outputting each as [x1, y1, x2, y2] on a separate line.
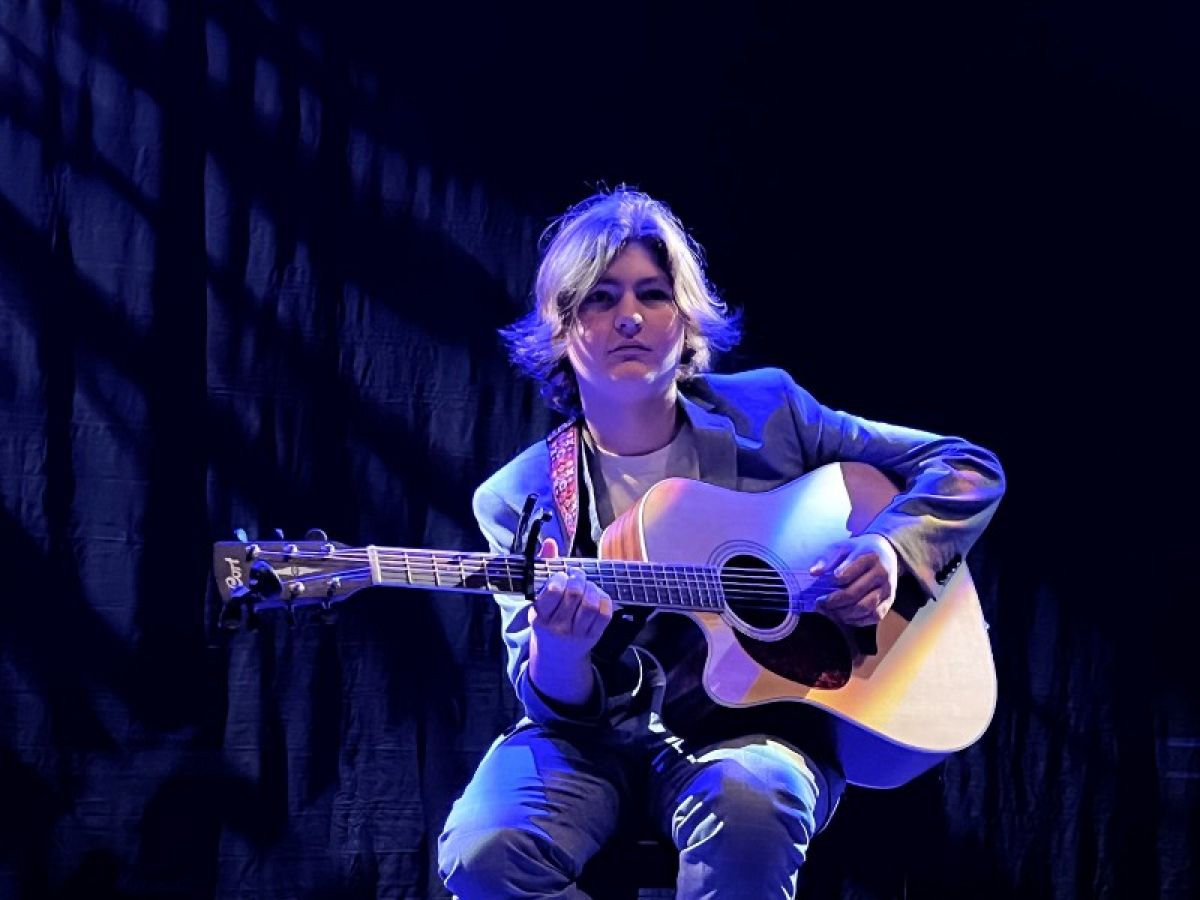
[567, 242, 685, 407]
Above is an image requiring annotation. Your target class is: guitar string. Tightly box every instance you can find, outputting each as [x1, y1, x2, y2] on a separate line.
[255, 558, 815, 584]
[266, 564, 830, 612]
[254, 553, 843, 593]
[243, 548, 803, 570]
[264, 570, 813, 613]
[251, 547, 818, 572]
[274, 563, 823, 595]
[246, 549, 845, 583]
[260, 559, 829, 596]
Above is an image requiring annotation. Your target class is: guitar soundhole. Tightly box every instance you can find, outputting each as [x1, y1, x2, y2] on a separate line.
[720, 554, 790, 630]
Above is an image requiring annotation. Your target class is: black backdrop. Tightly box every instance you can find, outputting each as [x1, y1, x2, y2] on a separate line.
[1, 1, 1195, 897]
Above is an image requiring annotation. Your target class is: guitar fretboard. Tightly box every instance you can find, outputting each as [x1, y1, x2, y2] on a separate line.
[364, 547, 727, 611]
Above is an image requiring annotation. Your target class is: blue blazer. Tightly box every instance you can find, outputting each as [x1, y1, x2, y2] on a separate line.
[472, 368, 1005, 732]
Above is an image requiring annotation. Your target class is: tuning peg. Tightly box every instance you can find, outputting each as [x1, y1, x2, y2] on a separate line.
[234, 528, 249, 542]
[304, 528, 328, 541]
[273, 528, 286, 540]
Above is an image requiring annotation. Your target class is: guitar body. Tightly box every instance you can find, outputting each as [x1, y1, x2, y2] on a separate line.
[599, 462, 997, 788]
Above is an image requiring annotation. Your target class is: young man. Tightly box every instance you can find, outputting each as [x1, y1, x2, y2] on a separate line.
[438, 188, 1005, 898]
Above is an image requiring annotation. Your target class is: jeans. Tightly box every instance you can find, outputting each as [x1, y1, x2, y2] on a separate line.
[438, 717, 842, 899]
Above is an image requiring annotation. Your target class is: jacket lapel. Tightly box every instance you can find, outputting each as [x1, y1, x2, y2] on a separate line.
[679, 394, 738, 490]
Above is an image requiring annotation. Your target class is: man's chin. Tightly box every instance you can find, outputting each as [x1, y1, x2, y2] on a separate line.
[606, 365, 666, 386]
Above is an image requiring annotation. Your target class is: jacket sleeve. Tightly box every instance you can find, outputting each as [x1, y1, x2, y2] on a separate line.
[780, 370, 1006, 599]
[472, 483, 610, 728]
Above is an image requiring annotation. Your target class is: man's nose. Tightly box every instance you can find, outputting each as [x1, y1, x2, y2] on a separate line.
[613, 291, 644, 337]
[615, 307, 644, 338]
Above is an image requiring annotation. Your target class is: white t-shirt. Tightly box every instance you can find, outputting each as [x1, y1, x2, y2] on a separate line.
[593, 422, 700, 521]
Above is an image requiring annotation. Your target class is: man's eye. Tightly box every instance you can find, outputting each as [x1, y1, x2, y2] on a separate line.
[582, 292, 615, 307]
[641, 289, 673, 303]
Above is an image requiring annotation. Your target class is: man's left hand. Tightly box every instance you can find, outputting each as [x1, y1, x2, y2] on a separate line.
[809, 534, 901, 626]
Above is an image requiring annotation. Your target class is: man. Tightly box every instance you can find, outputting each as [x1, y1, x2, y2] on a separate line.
[438, 188, 1004, 898]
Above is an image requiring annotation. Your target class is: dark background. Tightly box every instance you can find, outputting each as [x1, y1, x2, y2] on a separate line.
[1, 0, 1195, 897]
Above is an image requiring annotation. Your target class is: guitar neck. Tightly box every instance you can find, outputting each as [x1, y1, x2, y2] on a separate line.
[362, 546, 726, 612]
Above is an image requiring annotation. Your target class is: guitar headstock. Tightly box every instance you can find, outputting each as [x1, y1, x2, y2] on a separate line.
[212, 529, 368, 630]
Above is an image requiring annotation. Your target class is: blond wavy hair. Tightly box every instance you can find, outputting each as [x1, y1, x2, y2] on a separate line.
[502, 188, 741, 414]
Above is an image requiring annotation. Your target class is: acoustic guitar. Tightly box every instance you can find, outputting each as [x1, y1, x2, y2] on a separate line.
[212, 462, 996, 788]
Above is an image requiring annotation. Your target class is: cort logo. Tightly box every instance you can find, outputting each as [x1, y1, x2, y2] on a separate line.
[224, 557, 244, 590]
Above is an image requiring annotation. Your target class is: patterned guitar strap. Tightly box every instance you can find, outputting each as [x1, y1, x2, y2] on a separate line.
[546, 421, 652, 665]
[546, 419, 580, 555]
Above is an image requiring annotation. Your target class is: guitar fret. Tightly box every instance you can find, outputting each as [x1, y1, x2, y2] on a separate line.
[684, 564, 698, 610]
[599, 562, 613, 603]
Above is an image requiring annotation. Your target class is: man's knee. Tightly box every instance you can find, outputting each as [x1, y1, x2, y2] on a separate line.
[438, 824, 571, 895]
[677, 756, 819, 849]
